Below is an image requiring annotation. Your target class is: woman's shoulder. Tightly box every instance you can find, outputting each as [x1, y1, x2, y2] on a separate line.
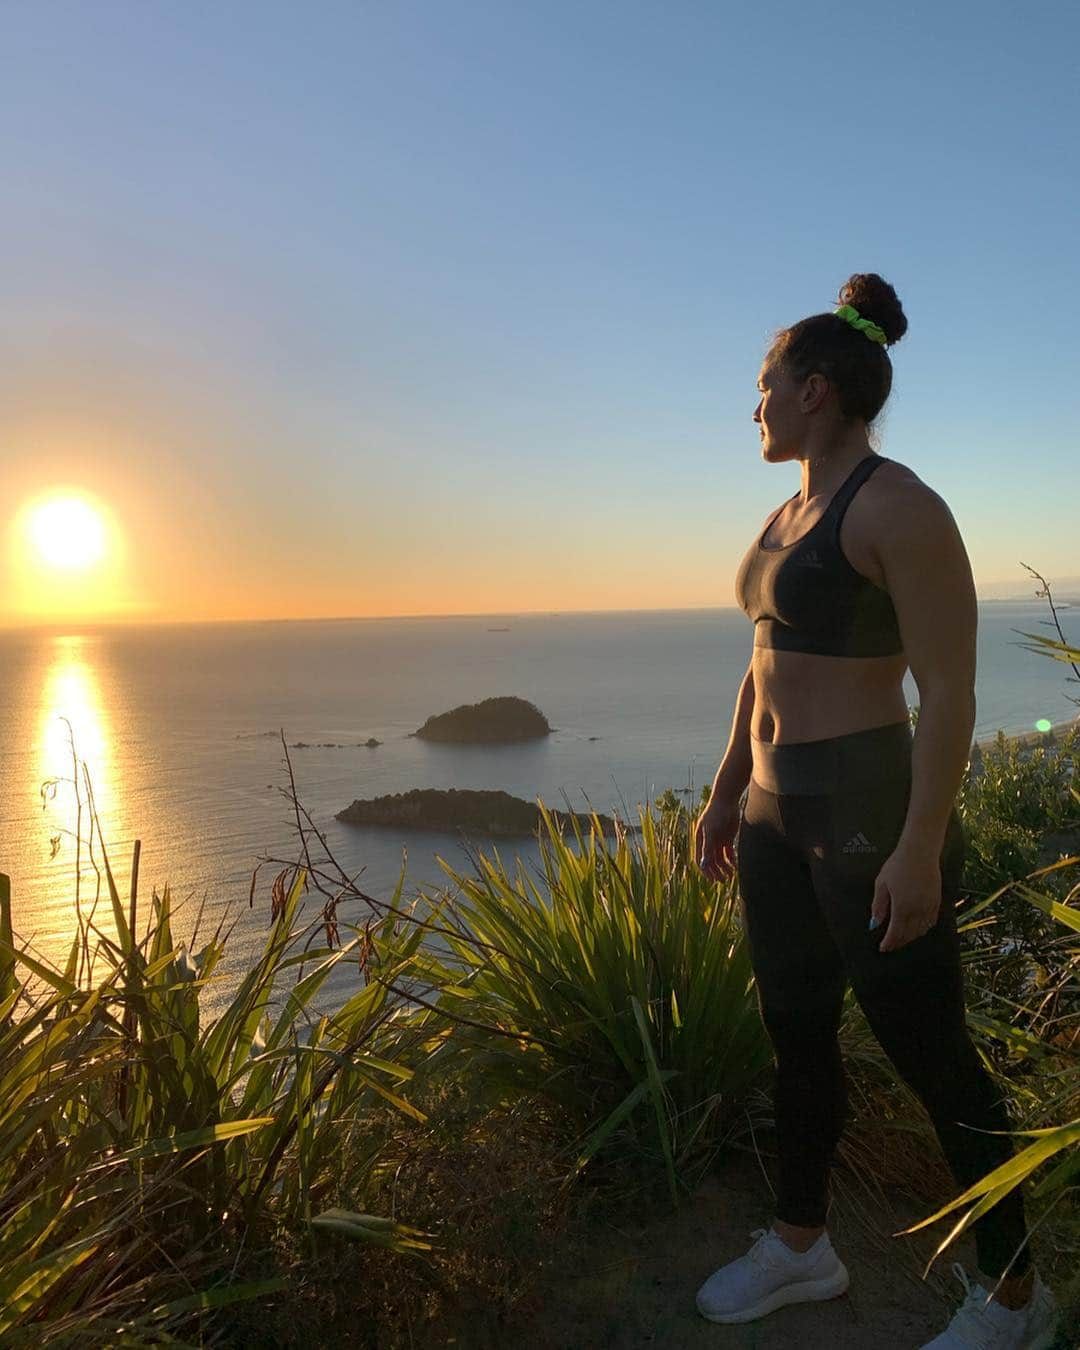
[845, 458, 963, 586]
[870, 457, 954, 514]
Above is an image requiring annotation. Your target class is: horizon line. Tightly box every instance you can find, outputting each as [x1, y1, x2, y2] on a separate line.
[2, 593, 1076, 634]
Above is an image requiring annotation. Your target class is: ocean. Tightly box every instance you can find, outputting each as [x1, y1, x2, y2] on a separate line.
[1, 603, 1076, 1008]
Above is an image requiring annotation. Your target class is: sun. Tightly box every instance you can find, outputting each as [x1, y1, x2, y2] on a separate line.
[29, 495, 108, 570]
[6, 488, 133, 622]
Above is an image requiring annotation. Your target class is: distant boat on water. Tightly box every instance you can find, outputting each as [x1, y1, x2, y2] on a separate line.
[487, 626, 510, 631]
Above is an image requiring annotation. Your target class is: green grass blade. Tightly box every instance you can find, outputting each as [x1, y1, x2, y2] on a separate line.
[114, 1116, 275, 1162]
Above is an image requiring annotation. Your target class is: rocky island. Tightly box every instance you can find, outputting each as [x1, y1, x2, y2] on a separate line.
[336, 788, 619, 837]
[413, 696, 551, 744]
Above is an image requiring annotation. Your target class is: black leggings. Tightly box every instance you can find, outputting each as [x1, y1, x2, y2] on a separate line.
[736, 720, 1030, 1280]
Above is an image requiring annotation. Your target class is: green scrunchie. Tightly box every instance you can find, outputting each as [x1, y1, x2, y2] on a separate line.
[834, 303, 887, 345]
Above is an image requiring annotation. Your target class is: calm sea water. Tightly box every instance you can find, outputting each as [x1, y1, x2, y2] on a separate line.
[1, 604, 1076, 1007]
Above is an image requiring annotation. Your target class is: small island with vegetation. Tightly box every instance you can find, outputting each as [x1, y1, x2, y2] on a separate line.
[336, 786, 617, 836]
[413, 696, 551, 744]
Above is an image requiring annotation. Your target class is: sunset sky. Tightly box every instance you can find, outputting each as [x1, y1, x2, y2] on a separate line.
[2, 0, 1078, 627]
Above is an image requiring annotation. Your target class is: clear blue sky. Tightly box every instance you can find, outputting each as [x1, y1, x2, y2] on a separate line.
[2, 0, 1077, 622]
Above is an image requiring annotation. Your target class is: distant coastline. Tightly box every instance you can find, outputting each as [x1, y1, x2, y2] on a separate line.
[973, 715, 1080, 754]
[5, 594, 1078, 634]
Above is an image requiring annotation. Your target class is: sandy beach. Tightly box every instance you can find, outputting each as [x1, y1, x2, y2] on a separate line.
[972, 713, 1080, 755]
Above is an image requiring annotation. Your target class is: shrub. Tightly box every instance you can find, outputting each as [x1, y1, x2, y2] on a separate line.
[413, 803, 774, 1202]
[0, 858, 431, 1342]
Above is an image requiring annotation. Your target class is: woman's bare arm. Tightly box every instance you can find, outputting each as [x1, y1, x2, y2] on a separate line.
[707, 658, 756, 803]
[872, 482, 978, 855]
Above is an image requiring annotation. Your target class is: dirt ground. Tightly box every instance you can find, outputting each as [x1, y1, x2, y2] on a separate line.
[456, 1149, 1069, 1350]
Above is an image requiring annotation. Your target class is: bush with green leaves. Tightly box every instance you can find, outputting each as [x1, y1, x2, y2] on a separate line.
[958, 725, 1078, 892]
[0, 855, 432, 1344]
[414, 803, 774, 1202]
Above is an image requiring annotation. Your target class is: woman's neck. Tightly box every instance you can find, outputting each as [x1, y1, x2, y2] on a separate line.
[796, 429, 874, 502]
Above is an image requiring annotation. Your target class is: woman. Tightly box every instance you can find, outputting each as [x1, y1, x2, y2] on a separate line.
[692, 274, 1057, 1348]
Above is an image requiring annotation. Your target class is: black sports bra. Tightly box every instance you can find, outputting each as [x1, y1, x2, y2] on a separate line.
[733, 455, 904, 657]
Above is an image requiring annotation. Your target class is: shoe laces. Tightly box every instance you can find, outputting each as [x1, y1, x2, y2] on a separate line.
[943, 1262, 1020, 1349]
[746, 1227, 788, 1271]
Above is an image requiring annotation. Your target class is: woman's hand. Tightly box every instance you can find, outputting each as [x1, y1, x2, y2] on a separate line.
[694, 795, 742, 883]
[870, 844, 943, 952]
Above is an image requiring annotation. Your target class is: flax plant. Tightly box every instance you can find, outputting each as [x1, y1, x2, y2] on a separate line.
[0, 769, 433, 1342]
[413, 802, 773, 1203]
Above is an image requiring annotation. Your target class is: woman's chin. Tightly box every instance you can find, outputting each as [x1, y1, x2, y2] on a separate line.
[762, 442, 797, 462]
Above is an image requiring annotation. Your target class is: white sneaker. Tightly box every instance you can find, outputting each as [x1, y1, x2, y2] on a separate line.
[695, 1226, 850, 1324]
[920, 1263, 1058, 1348]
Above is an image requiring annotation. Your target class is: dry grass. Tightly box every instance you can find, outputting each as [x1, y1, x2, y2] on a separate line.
[220, 1078, 585, 1349]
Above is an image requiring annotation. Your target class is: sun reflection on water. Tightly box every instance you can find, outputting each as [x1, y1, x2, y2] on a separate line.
[39, 637, 112, 785]
[34, 635, 123, 947]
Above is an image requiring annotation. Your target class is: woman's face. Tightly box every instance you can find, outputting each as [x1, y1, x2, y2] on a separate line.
[753, 362, 803, 459]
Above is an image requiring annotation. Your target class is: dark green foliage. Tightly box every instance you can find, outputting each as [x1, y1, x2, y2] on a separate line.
[337, 786, 618, 836]
[414, 696, 551, 743]
[957, 724, 1080, 1019]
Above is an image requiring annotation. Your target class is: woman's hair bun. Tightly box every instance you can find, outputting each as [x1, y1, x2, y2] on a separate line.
[837, 273, 908, 346]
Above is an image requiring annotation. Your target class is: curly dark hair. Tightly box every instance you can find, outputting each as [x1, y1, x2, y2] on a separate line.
[767, 273, 908, 424]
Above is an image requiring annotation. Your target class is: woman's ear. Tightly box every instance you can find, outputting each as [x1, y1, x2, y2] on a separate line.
[801, 371, 831, 414]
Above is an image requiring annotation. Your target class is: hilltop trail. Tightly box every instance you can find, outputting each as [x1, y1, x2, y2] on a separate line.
[498, 1151, 979, 1349]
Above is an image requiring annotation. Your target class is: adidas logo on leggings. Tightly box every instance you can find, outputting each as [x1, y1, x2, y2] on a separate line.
[842, 831, 877, 853]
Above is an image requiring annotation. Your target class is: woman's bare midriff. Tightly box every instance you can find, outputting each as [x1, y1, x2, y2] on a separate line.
[749, 647, 910, 746]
